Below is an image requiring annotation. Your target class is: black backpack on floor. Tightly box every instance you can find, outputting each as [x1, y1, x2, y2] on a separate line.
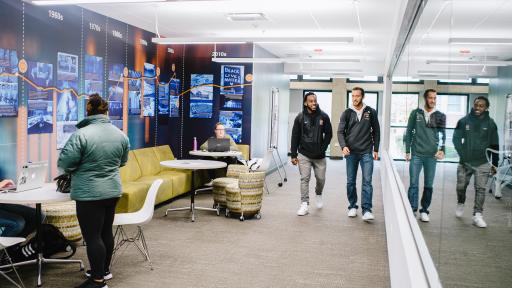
[7, 224, 77, 263]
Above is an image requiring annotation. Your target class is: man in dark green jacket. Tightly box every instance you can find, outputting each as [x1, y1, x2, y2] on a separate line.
[453, 96, 499, 228]
[404, 89, 446, 222]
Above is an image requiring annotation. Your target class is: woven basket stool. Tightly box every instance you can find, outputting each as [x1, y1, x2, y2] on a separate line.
[42, 201, 82, 242]
[225, 171, 265, 221]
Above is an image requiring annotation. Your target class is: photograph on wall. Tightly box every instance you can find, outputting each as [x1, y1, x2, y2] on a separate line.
[190, 74, 213, 100]
[190, 74, 213, 118]
[221, 95, 243, 109]
[158, 83, 169, 115]
[85, 54, 103, 97]
[170, 96, 179, 117]
[108, 64, 124, 82]
[128, 70, 141, 115]
[144, 63, 156, 78]
[27, 61, 54, 134]
[108, 83, 123, 120]
[0, 47, 19, 117]
[220, 65, 244, 96]
[170, 78, 180, 96]
[57, 52, 78, 81]
[108, 64, 124, 128]
[143, 79, 155, 117]
[56, 80, 78, 122]
[28, 100, 53, 134]
[169, 78, 180, 117]
[57, 122, 77, 149]
[219, 110, 243, 143]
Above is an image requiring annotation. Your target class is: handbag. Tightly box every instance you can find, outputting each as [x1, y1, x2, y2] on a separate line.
[54, 173, 71, 193]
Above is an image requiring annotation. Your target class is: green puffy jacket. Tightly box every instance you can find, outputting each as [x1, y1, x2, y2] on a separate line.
[57, 114, 130, 201]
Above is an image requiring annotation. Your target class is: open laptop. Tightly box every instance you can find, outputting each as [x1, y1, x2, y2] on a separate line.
[207, 138, 230, 152]
[0, 161, 48, 193]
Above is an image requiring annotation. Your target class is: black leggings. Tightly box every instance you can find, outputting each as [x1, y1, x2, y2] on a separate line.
[76, 198, 119, 280]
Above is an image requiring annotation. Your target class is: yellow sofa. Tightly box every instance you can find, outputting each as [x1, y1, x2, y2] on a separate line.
[117, 144, 250, 213]
[117, 145, 196, 213]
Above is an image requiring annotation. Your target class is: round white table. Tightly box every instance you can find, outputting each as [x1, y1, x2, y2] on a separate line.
[0, 183, 84, 287]
[189, 150, 242, 158]
[160, 160, 227, 222]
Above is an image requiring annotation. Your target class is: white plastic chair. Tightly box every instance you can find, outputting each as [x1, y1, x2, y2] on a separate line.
[112, 179, 163, 270]
[486, 148, 512, 199]
[0, 237, 26, 288]
[255, 149, 273, 194]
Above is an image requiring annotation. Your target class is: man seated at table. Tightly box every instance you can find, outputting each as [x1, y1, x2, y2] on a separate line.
[0, 179, 38, 238]
[200, 123, 239, 181]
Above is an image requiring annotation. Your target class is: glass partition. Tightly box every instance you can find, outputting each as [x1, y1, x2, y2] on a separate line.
[391, 0, 512, 287]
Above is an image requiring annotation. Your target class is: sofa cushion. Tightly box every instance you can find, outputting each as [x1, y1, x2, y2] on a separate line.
[158, 170, 192, 198]
[120, 151, 142, 182]
[137, 175, 174, 205]
[133, 147, 161, 176]
[117, 181, 151, 213]
[237, 144, 250, 161]
[154, 145, 175, 161]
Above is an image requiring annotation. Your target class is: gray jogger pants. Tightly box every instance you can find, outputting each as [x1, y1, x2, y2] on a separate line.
[456, 162, 491, 214]
[298, 153, 326, 203]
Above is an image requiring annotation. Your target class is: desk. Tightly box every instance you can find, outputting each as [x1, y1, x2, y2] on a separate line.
[0, 183, 84, 287]
[189, 150, 242, 158]
[161, 160, 227, 222]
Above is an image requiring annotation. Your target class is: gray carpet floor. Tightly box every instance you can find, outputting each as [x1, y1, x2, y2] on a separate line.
[395, 161, 512, 288]
[1, 159, 390, 288]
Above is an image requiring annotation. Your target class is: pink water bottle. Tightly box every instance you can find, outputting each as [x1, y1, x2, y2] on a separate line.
[193, 137, 197, 151]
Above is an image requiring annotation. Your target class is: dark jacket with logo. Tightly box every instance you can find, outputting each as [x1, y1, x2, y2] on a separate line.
[337, 106, 380, 154]
[290, 105, 333, 159]
[405, 108, 446, 157]
[453, 109, 499, 167]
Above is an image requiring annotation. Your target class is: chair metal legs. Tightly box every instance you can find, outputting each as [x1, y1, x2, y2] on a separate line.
[112, 225, 153, 270]
[0, 249, 25, 288]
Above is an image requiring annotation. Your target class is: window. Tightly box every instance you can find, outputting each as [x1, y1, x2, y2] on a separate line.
[476, 78, 490, 84]
[347, 91, 378, 110]
[289, 75, 298, 80]
[436, 94, 468, 128]
[347, 76, 379, 82]
[389, 93, 419, 160]
[302, 75, 331, 81]
[392, 76, 421, 83]
[437, 78, 472, 84]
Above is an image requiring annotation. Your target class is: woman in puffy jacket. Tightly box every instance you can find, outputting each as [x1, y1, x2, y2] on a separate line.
[58, 94, 129, 288]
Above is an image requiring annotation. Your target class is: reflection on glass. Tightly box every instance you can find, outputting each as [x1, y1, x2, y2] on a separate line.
[390, 127, 406, 159]
[391, 93, 419, 126]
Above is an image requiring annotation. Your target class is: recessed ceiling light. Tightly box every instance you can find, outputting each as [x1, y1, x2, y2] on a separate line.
[449, 38, 512, 45]
[31, 0, 165, 5]
[426, 60, 512, 66]
[153, 36, 353, 45]
[227, 13, 267, 22]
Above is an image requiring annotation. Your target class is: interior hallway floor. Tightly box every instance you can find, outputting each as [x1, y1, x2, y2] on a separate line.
[1, 159, 390, 288]
[395, 161, 512, 288]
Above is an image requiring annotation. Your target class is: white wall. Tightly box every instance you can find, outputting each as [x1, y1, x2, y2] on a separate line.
[251, 44, 290, 167]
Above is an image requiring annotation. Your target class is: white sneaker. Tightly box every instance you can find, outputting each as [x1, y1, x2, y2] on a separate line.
[472, 213, 487, 228]
[297, 202, 309, 216]
[455, 204, 464, 218]
[362, 211, 375, 221]
[315, 195, 323, 209]
[347, 208, 357, 217]
[420, 212, 430, 222]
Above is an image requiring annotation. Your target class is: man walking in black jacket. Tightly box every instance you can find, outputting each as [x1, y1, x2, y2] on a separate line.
[453, 96, 499, 228]
[338, 87, 380, 221]
[290, 92, 333, 216]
